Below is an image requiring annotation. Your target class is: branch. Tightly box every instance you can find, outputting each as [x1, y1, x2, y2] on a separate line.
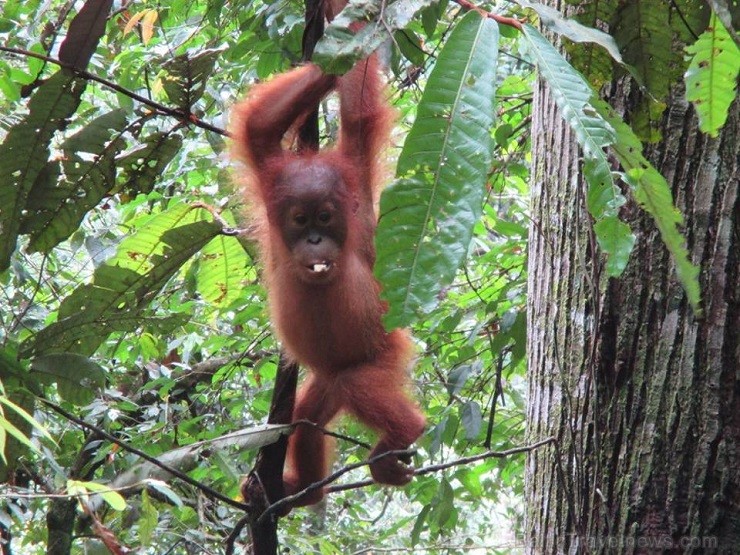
[294, 419, 372, 450]
[258, 448, 416, 522]
[328, 437, 557, 494]
[0, 46, 228, 137]
[418, 436, 556, 474]
[257, 437, 555, 518]
[40, 399, 248, 511]
[453, 0, 524, 31]
[190, 202, 247, 236]
[80, 503, 132, 554]
[239, 354, 296, 555]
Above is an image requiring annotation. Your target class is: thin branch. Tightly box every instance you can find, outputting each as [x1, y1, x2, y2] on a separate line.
[294, 419, 372, 450]
[258, 448, 416, 522]
[225, 515, 251, 555]
[453, 0, 524, 31]
[328, 437, 557, 494]
[1, 478, 183, 501]
[0, 46, 228, 137]
[190, 202, 245, 235]
[40, 399, 248, 511]
[416, 437, 556, 474]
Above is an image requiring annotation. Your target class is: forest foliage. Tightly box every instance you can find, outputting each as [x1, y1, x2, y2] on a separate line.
[0, 0, 737, 552]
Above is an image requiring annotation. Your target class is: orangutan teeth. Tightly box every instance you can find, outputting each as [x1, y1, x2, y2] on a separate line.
[311, 263, 329, 272]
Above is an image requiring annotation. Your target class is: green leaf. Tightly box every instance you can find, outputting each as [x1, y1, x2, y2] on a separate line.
[421, 0, 447, 39]
[0, 427, 5, 464]
[611, 1, 674, 102]
[446, 364, 475, 397]
[139, 490, 158, 546]
[685, 14, 740, 137]
[146, 479, 184, 507]
[314, 0, 438, 74]
[160, 48, 223, 110]
[21, 109, 128, 252]
[0, 70, 87, 270]
[377, 12, 499, 328]
[0, 352, 39, 475]
[430, 478, 455, 528]
[560, 0, 618, 86]
[196, 217, 250, 307]
[67, 480, 127, 510]
[0, 417, 37, 461]
[456, 467, 483, 497]
[460, 400, 482, 440]
[0, 347, 30, 385]
[21, 204, 222, 357]
[394, 29, 425, 66]
[523, 24, 636, 273]
[410, 503, 431, 546]
[593, 99, 701, 313]
[31, 353, 106, 405]
[516, 0, 625, 65]
[522, 25, 616, 161]
[118, 132, 183, 195]
[593, 216, 637, 276]
[0, 395, 55, 445]
[610, 0, 698, 139]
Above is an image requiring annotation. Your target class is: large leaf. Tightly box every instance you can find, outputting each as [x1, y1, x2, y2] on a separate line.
[160, 48, 223, 110]
[58, 0, 113, 70]
[117, 132, 183, 195]
[376, 12, 498, 328]
[31, 353, 106, 405]
[197, 227, 251, 307]
[20, 109, 128, 252]
[523, 24, 634, 276]
[594, 100, 702, 314]
[561, 0, 618, 86]
[705, 0, 740, 47]
[0, 70, 86, 270]
[610, 1, 675, 139]
[21, 204, 223, 357]
[685, 14, 740, 137]
[0, 351, 37, 477]
[313, 0, 438, 74]
[516, 0, 624, 64]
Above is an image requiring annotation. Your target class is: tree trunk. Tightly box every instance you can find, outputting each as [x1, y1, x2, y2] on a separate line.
[46, 498, 76, 555]
[525, 17, 739, 555]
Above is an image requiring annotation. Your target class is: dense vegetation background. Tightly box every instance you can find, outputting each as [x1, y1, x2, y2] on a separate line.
[0, 0, 736, 553]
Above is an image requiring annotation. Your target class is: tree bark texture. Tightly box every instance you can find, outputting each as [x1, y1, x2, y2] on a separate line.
[525, 29, 739, 555]
[46, 498, 77, 555]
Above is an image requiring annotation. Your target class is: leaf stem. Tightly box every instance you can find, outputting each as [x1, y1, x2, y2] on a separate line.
[453, 0, 524, 31]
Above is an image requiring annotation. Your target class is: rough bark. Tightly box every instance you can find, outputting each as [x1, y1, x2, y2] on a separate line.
[46, 498, 77, 555]
[525, 30, 739, 555]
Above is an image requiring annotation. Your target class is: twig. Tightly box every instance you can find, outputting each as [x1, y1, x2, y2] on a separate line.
[224, 514, 251, 555]
[416, 437, 556, 474]
[294, 419, 372, 449]
[0, 46, 228, 137]
[327, 437, 557, 494]
[190, 202, 245, 235]
[258, 448, 416, 522]
[453, 0, 524, 31]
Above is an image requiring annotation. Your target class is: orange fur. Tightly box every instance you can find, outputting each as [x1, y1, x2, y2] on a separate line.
[231, 56, 424, 511]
